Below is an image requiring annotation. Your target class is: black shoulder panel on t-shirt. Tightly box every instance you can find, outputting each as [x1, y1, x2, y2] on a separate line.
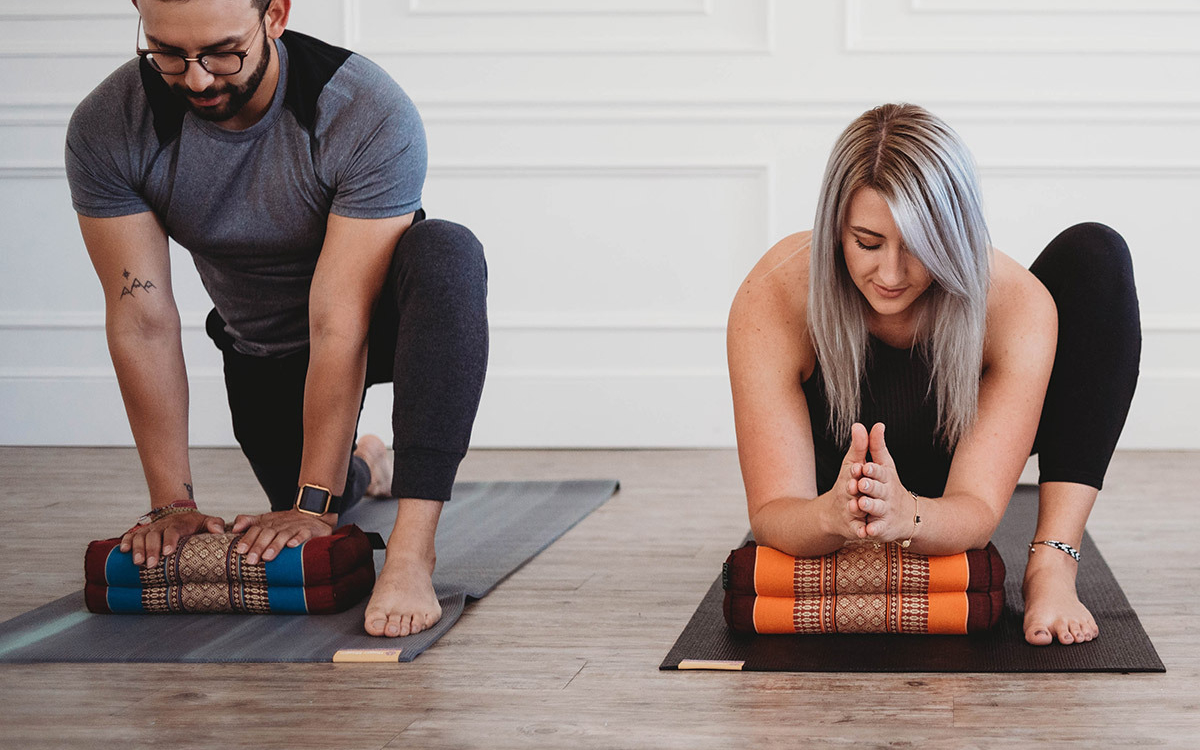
[138, 57, 187, 146]
[281, 30, 353, 133]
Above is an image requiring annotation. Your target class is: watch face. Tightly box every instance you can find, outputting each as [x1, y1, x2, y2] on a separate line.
[296, 484, 332, 514]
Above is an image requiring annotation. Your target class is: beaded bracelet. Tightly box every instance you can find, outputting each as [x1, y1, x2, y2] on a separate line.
[133, 499, 199, 529]
[1029, 539, 1081, 562]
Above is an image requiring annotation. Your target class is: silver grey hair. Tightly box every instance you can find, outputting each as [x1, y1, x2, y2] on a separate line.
[808, 103, 992, 448]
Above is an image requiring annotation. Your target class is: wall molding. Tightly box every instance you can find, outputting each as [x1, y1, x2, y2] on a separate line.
[342, 0, 360, 49]
[977, 164, 1200, 179]
[0, 0, 726, 57]
[3, 311, 1196, 334]
[7, 364, 1196, 384]
[0, 310, 731, 332]
[8, 160, 1200, 180]
[348, 0, 772, 56]
[846, 0, 1200, 54]
[429, 162, 766, 177]
[911, 0, 1200, 14]
[0, 5, 132, 20]
[407, 0, 712, 16]
[0, 366, 729, 384]
[8, 99, 1200, 126]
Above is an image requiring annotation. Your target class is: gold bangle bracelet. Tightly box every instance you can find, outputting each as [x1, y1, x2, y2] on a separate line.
[900, 491, 921, 549]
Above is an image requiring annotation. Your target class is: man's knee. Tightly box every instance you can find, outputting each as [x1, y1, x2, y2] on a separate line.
[392, 218, 487, 291]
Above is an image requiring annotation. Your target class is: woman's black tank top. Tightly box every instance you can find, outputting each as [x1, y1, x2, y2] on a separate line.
[801, 337, 954, 498]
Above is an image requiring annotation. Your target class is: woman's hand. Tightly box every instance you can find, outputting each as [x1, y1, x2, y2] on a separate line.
[855, 423, 919, 544]
[120, 511, 226, 568]
[824, 422, 871, 541]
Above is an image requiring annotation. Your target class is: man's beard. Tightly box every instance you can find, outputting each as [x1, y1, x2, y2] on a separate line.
[171, 31, 271, 123]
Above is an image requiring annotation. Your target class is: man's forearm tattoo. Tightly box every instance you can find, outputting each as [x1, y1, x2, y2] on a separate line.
[119, 268, 157, 300]
[184, 482, 194, 501]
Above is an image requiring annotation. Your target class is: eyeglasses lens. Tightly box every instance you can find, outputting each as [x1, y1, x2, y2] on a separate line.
[201, 54, 243, 75]
[144, 52, 242, 75]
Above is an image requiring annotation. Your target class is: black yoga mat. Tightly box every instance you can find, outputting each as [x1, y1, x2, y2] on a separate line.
[660, 485, 1164, 673]
[0, 479, 618, 663]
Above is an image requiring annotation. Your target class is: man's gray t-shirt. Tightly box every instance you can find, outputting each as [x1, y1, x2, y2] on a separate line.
[66, 31, 426, 356]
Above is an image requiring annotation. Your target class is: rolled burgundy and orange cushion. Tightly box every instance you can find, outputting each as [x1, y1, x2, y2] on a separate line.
[84, 525, 375, 615]
[722, 541, 1005, 634]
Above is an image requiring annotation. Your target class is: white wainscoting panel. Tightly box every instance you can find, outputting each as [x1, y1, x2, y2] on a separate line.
[1, 0, 1197, 450]
[848, 0, 1200, 53]
[350, 0, 772, 54]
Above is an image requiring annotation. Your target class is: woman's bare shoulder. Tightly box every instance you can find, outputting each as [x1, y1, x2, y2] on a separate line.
[728, 231, 815, 374]
[732, 231, 812, 320]
[985, 249, 1057, 359]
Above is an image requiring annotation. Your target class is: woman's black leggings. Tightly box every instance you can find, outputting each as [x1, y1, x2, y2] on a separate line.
[1029, 222, 1141, 489]
[207, 211, 489, 511]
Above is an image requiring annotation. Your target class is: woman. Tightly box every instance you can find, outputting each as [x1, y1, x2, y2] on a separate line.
[727, 103, 1140, 646]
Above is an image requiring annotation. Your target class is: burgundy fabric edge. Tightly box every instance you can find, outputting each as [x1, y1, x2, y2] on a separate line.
[83, 538, 121, 587]
[722, 589, 756, 633]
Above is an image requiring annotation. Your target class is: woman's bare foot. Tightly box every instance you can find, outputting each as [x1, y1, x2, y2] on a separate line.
[364, 553, 441, 637]
[1022, 546, 1098, 645]
[354, 434, 393, 498]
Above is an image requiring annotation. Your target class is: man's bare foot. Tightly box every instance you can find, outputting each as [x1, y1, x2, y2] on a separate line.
[354, 434, 393, 498]
[363, 554, 441, 637]
[1022, 546, 1098, 645]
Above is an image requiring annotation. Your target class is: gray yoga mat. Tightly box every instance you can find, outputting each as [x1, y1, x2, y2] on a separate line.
[660, 485, 1164, 672]
[0, 479, 618, 663]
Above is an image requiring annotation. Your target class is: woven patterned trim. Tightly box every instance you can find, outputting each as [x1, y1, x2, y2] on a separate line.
[790, 593, 936, 634]
[136, 532, 272, 613]
[789, 542, 936, 597]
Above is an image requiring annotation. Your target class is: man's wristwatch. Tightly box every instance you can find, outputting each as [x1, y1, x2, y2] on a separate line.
[294, 483, 344, 516]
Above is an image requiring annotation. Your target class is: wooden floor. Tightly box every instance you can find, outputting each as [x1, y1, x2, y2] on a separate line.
[0, 446, 1197, 749]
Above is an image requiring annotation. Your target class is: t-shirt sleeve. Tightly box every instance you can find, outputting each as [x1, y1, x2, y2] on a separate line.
[322, 57, 427, 219]
[64, 64, 153, 219]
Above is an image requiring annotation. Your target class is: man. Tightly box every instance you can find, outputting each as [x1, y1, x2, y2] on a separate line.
[66, 0, 488, 638]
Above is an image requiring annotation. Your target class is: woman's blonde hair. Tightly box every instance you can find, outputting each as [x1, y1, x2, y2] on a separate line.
[809, 103, 991, 447]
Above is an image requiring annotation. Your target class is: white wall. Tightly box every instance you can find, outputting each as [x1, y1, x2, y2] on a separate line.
[1, 0, 1198, 448]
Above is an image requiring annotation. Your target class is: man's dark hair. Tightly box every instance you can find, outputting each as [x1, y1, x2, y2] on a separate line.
[157, 0, 272, 16]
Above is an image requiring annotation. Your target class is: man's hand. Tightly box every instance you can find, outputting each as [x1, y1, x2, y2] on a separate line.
[231, 510, 337, 564]
[121, 511, 226, 568]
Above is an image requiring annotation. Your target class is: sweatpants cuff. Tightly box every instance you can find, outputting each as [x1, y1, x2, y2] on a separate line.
[392, 447, 464, 502]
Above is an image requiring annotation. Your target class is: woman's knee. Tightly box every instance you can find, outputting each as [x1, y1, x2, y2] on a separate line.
[1048, 222, 1134, 277]
[1034, 222, 1137, 301]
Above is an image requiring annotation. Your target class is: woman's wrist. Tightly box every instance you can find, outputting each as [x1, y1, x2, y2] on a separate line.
[816, 489, 855, 543]
[899, 490, 922, 548]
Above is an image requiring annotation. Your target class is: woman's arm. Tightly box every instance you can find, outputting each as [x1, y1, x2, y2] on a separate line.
[854, 252, 1058, 554]
[728, 234, 869, 556]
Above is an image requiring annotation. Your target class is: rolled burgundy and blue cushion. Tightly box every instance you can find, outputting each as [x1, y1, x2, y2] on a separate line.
[84, 525, 375, 615]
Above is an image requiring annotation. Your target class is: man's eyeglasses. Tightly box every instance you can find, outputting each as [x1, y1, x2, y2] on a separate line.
[135, 17, 264, 76]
